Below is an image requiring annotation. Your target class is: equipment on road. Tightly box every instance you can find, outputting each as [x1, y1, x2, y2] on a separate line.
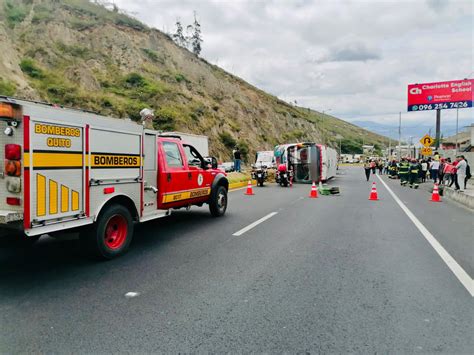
[0, 97, 229, 259]
[368, 182, 379, 200]
[244, 180, 255, 195]
[430, 183, 441, 202]
[309, 181, 318, 198]
[274, 142, 337, 183]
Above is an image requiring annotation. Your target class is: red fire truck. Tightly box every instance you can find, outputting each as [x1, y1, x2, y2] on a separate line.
[0, 97, 228, 259]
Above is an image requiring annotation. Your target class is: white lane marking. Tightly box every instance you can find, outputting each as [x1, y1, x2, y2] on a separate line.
[376, 175, 474, 296]
[232, 212, 278, 236]
[125, 292, 140, 298]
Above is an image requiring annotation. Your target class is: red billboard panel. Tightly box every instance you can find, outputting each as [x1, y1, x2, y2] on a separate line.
[407, 79, 473, 112]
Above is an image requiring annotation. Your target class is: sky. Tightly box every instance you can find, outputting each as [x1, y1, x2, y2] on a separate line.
[114, 0, 473, 134]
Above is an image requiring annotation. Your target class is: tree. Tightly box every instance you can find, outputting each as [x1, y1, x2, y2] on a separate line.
[172, 19, 187, 48]
[190, 11, 203, 56]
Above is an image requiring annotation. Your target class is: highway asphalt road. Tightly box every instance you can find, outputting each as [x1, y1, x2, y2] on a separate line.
[1, 167, 473, 353]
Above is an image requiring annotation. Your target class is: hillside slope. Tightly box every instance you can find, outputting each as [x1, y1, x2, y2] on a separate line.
[0, 0, 390, 160]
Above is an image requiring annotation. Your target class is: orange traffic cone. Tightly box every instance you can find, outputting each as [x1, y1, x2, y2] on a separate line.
[368, 182, 379, 200]
[244, 180, 254, 195]
[430, 183, 441, 202]
[309, 181, 318, 198]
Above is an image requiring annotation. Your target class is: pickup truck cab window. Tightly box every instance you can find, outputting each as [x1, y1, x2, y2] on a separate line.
[183, 144, 204, 168]
[163, 141, 183, 167]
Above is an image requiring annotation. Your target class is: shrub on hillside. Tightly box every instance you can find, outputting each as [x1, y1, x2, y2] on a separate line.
[19, 58, 44, 79]
[154, 107, 178, 131]
[32, 4, 54, 23]
[0, 79, 16, 96]
[219, 132, 236, 149]
[4, 0, 29, 27]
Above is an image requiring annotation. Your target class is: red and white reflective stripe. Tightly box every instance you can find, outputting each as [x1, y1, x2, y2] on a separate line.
[85, 124, 90, 217]
[23, 116, 30, 229]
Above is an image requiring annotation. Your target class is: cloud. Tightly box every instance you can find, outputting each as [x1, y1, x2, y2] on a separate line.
[315, 38, 381, 63]
[114, 0, 474, 127]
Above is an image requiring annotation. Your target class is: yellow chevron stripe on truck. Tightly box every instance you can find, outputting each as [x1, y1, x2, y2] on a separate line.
[37, 174, 46, 216]
[49, 179, 58, 214]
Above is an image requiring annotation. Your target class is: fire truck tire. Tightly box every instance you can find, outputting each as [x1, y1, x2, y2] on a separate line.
[209, 185, 227, 217]
[81, 204, 134, 260]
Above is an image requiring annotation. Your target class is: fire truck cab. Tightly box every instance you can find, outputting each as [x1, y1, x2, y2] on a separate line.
[0, 97, 228, 259]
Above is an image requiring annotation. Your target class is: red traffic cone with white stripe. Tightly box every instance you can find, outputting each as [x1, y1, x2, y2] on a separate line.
[309, 181, 318, 198]
[430, 183, 441, 202]
[244, 180, 254, 195]
[368, 182, 379, 200]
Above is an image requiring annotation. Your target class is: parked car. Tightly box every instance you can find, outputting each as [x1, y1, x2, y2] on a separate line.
[218, 162, 235, 173]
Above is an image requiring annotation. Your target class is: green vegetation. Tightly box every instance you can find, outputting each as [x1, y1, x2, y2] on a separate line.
[32, 3, 54, 23]
[154, 107, 177, 131]
[282, 129, 306, 142]
[237, 140, 249, 160]
[0, 79, 16, 96]
[62, 0, 147, 31]
[340, 138, 363, 154]
[3, 0, 30, 27]
[19, 58, 44, 79]
[142, 48, 159, 62]
[219, 132, 236, 149]
[56, 42, 92, 59]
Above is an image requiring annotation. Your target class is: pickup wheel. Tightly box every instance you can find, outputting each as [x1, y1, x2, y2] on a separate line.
[209, 185, 227, 217]
[81, 204, 134, 260]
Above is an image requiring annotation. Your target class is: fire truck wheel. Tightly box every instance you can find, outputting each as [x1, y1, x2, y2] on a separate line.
[209, 185, 227, 217]
[81, 204, 134, 259]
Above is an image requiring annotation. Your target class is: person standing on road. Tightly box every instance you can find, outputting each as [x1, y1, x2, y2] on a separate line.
[398, 158, 410, 186]
[464, 159, 471, 190]
[409, 159, 420, 188]
[420, 159, 428, 183]
[378, 160, 384, 175]
[370, 160, 376, 174]
[448, 160, 459, 189]
[389, 159, 398, 179]
[233, 147, 241, 173]
[429, 158, 440, 184]
[363, 160, 371, 181]
[455, 155, 467, 192]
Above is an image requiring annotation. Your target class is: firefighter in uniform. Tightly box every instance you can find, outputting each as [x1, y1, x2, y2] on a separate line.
[388, 159, 398, 179]
[409, 158, 421, 189]
[398, 158, 410, 186]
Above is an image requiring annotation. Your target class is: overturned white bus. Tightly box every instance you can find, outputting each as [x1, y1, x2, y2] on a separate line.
[274, 142, 338, 183]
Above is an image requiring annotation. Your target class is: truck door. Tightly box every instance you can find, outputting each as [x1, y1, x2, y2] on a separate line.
[142, 132, 158, 216]
[182, 144, 212, 203]
[158, 139, 189, 208]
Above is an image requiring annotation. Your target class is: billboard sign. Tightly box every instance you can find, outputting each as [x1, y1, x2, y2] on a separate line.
[407, 79, 473, 112]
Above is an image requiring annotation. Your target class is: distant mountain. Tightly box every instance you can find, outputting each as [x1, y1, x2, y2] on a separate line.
[353, 120, 473, 141]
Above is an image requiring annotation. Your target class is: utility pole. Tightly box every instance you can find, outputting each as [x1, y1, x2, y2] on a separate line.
[398, 112, 402, 159]
[455, 108, 459, 156]
[388, 137, 391, 159]
[435, 109, 441, 149]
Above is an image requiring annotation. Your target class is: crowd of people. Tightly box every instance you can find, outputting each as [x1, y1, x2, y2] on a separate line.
[364, 153, 471, 192]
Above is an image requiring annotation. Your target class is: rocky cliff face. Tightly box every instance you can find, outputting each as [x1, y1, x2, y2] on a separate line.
[0, 0, 388, 160]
